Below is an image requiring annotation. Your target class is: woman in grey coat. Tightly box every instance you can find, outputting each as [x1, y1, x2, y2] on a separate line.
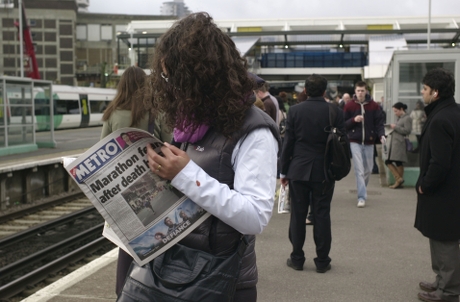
[385, 102, 412, 188]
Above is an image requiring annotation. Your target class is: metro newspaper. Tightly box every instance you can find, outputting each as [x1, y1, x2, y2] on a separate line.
[63, 128, 211, 266]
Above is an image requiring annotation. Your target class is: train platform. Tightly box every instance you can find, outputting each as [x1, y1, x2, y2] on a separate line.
[20, 152, 434, 301]
[0, 127, 103, 171]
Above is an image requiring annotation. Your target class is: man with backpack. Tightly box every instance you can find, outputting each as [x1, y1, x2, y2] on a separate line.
[280, 74, 345, 273]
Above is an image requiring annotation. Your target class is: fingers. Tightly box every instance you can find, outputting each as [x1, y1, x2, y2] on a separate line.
[280, 178, 288, 188]
[163, 142, 185, 156]
[146, 143, 190, 180]
[146, 144, 166, 173]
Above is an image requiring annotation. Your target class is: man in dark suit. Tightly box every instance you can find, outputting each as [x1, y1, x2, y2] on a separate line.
[415, 68, 460, 302]
[280, 74, 344, 273]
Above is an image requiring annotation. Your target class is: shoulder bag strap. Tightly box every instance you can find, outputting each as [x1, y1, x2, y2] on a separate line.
[148, 111, 155, 134]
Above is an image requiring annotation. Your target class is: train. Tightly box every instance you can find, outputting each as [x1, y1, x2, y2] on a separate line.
[1, 85, 116, 131]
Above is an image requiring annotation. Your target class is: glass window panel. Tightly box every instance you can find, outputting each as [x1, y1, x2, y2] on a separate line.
[7, 125, 34, 145]
[399, 62, 455, 97]
[101, 25, 112, 40]
[9, 106, 33, 124]
[87, 24, 101, 41]
[6, 84, 33, 105]
[0, 84, 5, 128]
[56, 100, 80, 114]
[90, 100, 109, 114]
[0, 126, 5, 147]
[76, 25, 87, 40]
[34, 97, 51, 115]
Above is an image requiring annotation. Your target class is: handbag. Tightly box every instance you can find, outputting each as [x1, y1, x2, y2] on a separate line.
[277, 185, 290, 214]
[405, 137, 413, 152]
[117, 236, 248, 302]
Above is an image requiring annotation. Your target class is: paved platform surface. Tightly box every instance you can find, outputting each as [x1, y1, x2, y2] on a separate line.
[23, 173, 434, 301]
[9, 127, 435, 302]
[0, 127, 102, 170]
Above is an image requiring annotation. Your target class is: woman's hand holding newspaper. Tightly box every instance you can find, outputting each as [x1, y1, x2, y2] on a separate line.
[146, 142, 190, 180]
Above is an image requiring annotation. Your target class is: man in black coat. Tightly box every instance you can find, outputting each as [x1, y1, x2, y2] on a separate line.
[415, 68, 460, 302]
[280, 74, 344, 273]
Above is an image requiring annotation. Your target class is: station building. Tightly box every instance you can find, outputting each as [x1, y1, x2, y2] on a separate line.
[119, 15, 460, 100]
[1, 0, 459, 92]
[0, 0, 174, 86]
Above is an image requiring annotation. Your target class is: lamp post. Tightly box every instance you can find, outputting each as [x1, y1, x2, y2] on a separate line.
[427, 0, 431, 49]
[18, 0, 24, 77]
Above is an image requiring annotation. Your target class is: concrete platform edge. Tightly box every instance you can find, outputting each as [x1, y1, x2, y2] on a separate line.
[21, 248, 118, 302]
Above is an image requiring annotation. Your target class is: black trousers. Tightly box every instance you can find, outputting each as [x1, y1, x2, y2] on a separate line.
[288, 180, 334, 270]
[116, 248, 257, 301]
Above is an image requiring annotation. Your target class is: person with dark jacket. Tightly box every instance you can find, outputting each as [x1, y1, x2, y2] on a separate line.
[280, 74, 344, 273]
[145, 13, 281, 302]
[343, 81, 385, 208]
[415, 68, 460, 302]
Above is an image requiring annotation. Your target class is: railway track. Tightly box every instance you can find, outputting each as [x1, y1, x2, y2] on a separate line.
[0, 193, 114, 300]
[0, 192, 92, 238]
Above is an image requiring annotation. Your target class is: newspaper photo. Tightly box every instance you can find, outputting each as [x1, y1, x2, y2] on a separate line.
[63, 128, 211, 266]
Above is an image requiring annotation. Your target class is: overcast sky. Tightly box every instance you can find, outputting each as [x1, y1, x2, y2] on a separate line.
[88, 0, 460, 20]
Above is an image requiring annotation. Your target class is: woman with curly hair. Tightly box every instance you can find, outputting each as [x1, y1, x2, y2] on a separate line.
[144, 12, 280, 301]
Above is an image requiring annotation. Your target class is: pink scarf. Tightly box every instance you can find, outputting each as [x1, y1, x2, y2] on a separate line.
[173, 124, 210, 143]
[173, 92, 253, 143]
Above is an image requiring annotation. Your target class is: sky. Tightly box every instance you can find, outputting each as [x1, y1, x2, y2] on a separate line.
[88, 0, 460, 20]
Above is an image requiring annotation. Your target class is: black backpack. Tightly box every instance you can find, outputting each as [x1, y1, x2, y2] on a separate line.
[324, 104, 352, 181]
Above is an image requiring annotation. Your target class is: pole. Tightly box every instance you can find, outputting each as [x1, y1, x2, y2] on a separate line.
[427, 0, 431, 49]
[18, 0, 24, 77]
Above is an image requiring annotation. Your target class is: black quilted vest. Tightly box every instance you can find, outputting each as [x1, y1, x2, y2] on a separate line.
[178, 106, 280, 289]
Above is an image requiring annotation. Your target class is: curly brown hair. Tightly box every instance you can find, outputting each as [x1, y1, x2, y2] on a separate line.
[102, 66, 146, 127]
[147, 12, 256, 137]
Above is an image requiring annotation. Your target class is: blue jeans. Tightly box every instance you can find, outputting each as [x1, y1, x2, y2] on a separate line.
[350, 143, 374, 201]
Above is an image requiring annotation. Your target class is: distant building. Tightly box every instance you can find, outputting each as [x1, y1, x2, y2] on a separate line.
[76, 0, 89, 13]
[160, 0, 191, 18]
[0, 0, 173, 86]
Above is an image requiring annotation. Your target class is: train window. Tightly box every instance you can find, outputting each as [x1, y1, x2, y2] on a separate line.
[55, 99, 80, 114]
[89, 100, 110, 114]
[34, 98, 51, 115]
[8, 105, 33, 124]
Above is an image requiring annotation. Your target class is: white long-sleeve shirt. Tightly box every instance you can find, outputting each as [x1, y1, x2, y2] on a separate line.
[171, 127, 278, 235]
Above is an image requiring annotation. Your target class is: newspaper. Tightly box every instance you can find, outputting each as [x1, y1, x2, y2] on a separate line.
[63, 128, 211, 266]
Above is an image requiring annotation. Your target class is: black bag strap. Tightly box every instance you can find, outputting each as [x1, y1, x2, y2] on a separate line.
[148, 111, 155, 134]
[327, 103, 337, 131]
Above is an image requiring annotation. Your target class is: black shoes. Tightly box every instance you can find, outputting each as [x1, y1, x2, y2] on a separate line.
[417, 291, 448, 302]
[286, 258, 303, 271]
[287, 258, 331, 273]
[419, 281, 436, 293]
[316, 264, 331, 273]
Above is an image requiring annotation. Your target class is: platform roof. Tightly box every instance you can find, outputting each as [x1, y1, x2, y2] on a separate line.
[118, 15, 460, 47]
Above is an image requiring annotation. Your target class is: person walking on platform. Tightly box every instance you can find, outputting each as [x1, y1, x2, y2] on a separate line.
[415, 68, 460, 302]
[256, 82, 280, 124]
[100, 65, 172, 296]
[384, 102, 412, 189]
[280, 74, 344, 273]
[338, 93, 351, 109]
[144, 12, 280, 302]
[410, 100, 426, 153]
[343, 81, 385, 208]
